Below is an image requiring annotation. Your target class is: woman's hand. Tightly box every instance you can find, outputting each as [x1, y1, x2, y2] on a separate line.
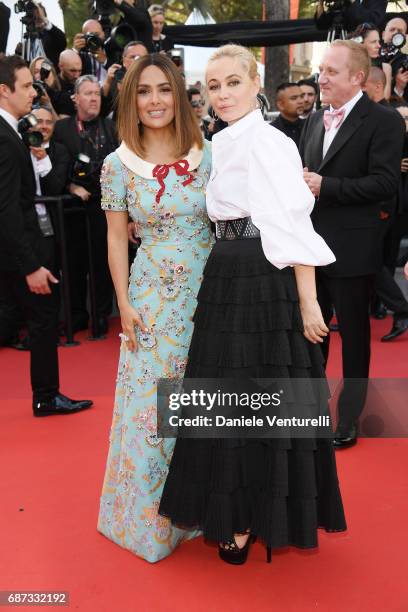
[120, 302, 147, 352]
[299, 298, 329, 344]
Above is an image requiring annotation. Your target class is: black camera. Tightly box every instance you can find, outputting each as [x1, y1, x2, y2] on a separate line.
[14, 0, 36, 15]
[167, 49, 183, 67]
[40, 60, 52, 82]
[72, 153, 92, 182]
[84, 32, 104, 54]
[14, 0, 38, 30]
[93, 0, 116, 17]
[32, 81, 47, 106]
[18, 113, 43, 148]
[381, 33, 407, 63]
[114, 66, 127, 83]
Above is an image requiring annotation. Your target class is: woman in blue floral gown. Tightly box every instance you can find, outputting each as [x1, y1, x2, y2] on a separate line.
[97, 55, 213, 563]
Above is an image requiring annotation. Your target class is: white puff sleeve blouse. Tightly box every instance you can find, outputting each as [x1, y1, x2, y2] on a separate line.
[206, 109, 335, 269]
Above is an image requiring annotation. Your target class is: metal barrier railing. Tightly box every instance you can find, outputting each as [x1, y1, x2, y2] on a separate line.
[35, 194, 105, 346]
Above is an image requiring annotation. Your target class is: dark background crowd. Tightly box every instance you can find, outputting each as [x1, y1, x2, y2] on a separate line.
[0, 0, 407, 417]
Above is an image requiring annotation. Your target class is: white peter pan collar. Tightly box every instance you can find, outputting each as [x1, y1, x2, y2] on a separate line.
[115, 141, 203, 178]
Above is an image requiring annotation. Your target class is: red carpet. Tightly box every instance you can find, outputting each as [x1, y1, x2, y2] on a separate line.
[1, 317, 407, 612]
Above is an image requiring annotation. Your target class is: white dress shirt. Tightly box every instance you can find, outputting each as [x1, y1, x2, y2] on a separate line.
[207, 109, 336, 269]
[322, 90, 363, 158]
[0, 107, 20, 135]
[31, 141, 52, 197]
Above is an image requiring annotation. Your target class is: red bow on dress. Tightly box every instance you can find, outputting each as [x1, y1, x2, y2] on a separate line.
[152, 159, 194, 203]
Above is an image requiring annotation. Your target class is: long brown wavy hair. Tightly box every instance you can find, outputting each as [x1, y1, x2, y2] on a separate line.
[117, 53, 203, 158]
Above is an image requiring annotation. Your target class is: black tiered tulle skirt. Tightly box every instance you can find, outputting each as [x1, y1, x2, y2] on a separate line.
[158, 239, 347, 548]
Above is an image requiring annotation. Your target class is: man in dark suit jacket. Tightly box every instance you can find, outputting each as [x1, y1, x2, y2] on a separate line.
[300, 40, 404, 448]
[270, 82, 305, 149]
[53, 75, 117, 335]
[0, 54, 92, 417]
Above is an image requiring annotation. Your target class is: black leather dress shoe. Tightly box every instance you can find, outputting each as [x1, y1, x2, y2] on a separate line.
[333, 424, 358, 449]
[372, 302, 387, 320]
[33, 393, 93, 417]
[9, 334, 30, 351]
[95, 316, 109, 336]
[381, 317, 408, 342]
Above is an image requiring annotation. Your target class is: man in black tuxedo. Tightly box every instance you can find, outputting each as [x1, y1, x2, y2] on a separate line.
[53, 75, 117, 335]
[0, 54, 92, 417]
[1, 103, 71, 349]
[300, 40, 404, 448]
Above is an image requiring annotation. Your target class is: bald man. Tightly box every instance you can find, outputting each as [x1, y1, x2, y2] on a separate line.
[59, 49, 82, 85]
[382, 16, 408, 103]
[382, 17, 407, 44]
[364, 66, 387, 104]
[54, 49, 83, 117]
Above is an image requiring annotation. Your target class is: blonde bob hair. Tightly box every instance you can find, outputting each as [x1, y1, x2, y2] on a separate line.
[117, 54, 203, 158]
[206, 44, 259, 81]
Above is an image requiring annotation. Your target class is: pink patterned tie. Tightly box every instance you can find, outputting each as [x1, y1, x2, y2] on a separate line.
[323, 108, 345, 131]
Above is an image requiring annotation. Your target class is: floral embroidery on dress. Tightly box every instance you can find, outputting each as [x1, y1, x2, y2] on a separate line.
[98, 142, 214, 563]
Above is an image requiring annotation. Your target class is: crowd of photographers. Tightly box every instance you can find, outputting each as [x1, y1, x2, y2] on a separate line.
[0, 3, 407, 417]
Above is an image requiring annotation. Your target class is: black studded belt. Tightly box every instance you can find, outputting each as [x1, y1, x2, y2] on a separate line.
[215, 217, 261, 241]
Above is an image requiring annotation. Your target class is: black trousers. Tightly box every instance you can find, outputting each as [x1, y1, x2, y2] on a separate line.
[317, 272, 374, 431]
[374, 216, 408, 317]
[383, 211, 408, 273]
[0, 237, 59, 403]
[65, 204, 113, 327]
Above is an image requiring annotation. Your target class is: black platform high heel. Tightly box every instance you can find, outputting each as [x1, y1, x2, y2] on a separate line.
[218, 534, 257, 565]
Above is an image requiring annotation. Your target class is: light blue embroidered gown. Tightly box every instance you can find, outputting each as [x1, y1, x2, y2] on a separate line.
[97, 141, 213, 563]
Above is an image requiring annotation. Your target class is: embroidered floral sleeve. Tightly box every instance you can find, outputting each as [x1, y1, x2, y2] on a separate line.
[101, 152, 128, 211]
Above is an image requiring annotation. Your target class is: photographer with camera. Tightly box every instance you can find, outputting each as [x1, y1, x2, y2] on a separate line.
[29, 56, 61, 117]
[53, 75, 117, 335]
[101, 40, 147, 103]
[73, 19, 108, 85]
[381, 17, 408, 103]
[315, 1, 388, 33]
[110, 0, 153, 53]
[30, 104, 70, 197]
[30, 2, 66, 67]
[54, 49, 82, 117]
[0, 54, 92, 416]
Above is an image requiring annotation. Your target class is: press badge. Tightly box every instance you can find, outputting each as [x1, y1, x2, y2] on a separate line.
[35, 203, 54, 237]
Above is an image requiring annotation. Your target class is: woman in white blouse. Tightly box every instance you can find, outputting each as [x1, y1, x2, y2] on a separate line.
[159, 44, 347, 565]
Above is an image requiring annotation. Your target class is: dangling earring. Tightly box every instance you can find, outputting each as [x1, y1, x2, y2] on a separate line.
[209, 106, 219, 121]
